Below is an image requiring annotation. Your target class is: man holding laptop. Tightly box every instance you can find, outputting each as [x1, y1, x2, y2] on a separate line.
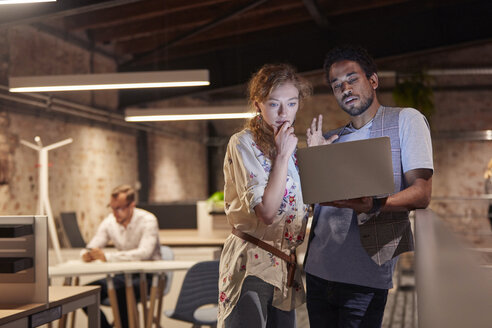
[303, 45, 433, 327]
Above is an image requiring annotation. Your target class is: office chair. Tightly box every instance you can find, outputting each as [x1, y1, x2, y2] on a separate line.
[165, 260, 219, 328]
[159, 245, 174, 295]
[60, 212, 86, 248]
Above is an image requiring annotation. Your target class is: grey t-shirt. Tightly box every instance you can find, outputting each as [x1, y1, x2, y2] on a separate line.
[305, 107, 433, 290]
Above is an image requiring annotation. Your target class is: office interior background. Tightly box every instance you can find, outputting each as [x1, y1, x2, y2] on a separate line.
[0, 1, 491, 327]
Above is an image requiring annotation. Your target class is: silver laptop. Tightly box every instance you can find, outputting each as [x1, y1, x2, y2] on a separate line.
[297, 137, 394, 204]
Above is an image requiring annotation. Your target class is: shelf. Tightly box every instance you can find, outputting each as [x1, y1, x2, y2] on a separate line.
[0, 257, 33, 273]
[433, 130, 492, 141]
[0, 224, 33, 238]
[432, 195, 492, 201]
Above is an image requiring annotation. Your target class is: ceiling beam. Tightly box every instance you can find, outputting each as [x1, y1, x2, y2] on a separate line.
[120, 0, 269, 68]
[320, 0, 412, 16]
[63, 0, 231, 31]
[89, 4, 229, 43]
[92, 0, 301, 44]
[114, 5, 309, 56]
[302, 0, 330, 30]
[117, 0, 492, 106]
[0, 0, 141, 28]
[177, 6, 310, 46]
[157, 24, 312, 61]
[31, 23, 118, 60]
[120, 0, 489, 62]
[113, 0, 413, 57]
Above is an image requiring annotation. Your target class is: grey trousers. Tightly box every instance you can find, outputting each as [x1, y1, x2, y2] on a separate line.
[225, 275, 296, 328]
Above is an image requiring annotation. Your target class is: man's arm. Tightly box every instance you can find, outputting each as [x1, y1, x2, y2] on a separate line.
[323, 168, 433, 213]
[383, 168, 432, 211]
[80, 218, 110, 262]
[325, 108, 433, 214]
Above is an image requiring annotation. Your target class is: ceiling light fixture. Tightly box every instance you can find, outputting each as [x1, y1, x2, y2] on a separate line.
[9, 70, 209, 92]
[0, 0, 56, 4]
[125, 106, 255, 122]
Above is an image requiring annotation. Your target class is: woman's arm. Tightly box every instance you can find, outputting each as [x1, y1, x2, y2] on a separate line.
[254, 123, 297, 225]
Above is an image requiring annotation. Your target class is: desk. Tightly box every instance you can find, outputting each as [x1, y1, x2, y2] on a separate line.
[0, 286, 100, 328]
[159, 229, 227, 247]
[97, 230, 227, 248]
[49, 260, 197, 277]
[50, 260, 196, 328]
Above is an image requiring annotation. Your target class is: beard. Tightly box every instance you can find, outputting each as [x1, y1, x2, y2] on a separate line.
[340, 93, 374, 117]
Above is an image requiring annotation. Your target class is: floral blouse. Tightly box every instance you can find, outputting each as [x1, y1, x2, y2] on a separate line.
[217, 129, 309, 327]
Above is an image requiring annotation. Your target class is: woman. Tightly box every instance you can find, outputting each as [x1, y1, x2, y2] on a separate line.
[218, 63, 311, 327]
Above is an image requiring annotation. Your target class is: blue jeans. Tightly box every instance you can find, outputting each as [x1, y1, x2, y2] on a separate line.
[225, 275, 296, 328]
[306, 273, 388, 328]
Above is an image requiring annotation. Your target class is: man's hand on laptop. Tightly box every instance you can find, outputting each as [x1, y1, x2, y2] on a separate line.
[321, 197, 388, 214]
[306, 114, 338, 147]
[321, 197, 373, 214]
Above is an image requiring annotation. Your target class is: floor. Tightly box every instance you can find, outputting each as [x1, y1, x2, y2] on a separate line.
[49, 247, 418, 328]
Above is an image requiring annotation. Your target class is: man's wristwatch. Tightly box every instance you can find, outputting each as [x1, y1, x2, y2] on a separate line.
[368, 197, 383, 214]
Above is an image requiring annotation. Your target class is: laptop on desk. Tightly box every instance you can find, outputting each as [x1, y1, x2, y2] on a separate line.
[297, 137, 394, 204]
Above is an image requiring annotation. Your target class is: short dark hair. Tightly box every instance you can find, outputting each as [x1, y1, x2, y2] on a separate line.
[323, 45, 378, 83]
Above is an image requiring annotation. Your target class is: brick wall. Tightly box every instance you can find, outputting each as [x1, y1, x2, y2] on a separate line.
[143, 98, 210, 202]
[0, 25, 124, 243]
[7, 26, 118, 110]
[148, 131, 208, 202]
[0, 111, 139, 243]
[0, 26, 209, 244]
[207, 41, 492, 248]
[0, 22, 490, 249]
[376, 44, 492, 247]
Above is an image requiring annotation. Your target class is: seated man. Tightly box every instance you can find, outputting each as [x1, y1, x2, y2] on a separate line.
[82, 184, 161, 328]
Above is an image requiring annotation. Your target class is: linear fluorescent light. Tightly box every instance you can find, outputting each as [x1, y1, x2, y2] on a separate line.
[125, 106, 255, 122]
[9, 70, 209, 92]
[0, 0, 56, 4]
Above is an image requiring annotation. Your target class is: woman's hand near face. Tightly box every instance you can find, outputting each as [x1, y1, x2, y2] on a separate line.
[306, 115, 338, 147]
[274, 122, 298, 158]
[255, 122, 297, 225]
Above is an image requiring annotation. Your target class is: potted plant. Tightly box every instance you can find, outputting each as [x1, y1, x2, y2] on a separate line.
[392, 71, 434, 124]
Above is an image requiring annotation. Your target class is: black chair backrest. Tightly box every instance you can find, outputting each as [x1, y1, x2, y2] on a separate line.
[137, 203, 197, 229]
[60, 212, 86, 248]
[171, 260, 219, 322]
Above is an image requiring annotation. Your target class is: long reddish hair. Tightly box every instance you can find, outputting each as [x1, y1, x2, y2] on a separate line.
[246, 63, 312, 159]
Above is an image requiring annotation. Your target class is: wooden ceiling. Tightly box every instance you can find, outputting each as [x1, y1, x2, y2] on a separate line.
[1, 0, 491, 106]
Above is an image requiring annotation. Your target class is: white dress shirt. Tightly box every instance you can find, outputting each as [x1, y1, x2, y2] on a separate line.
[84, 208, 161, 262]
